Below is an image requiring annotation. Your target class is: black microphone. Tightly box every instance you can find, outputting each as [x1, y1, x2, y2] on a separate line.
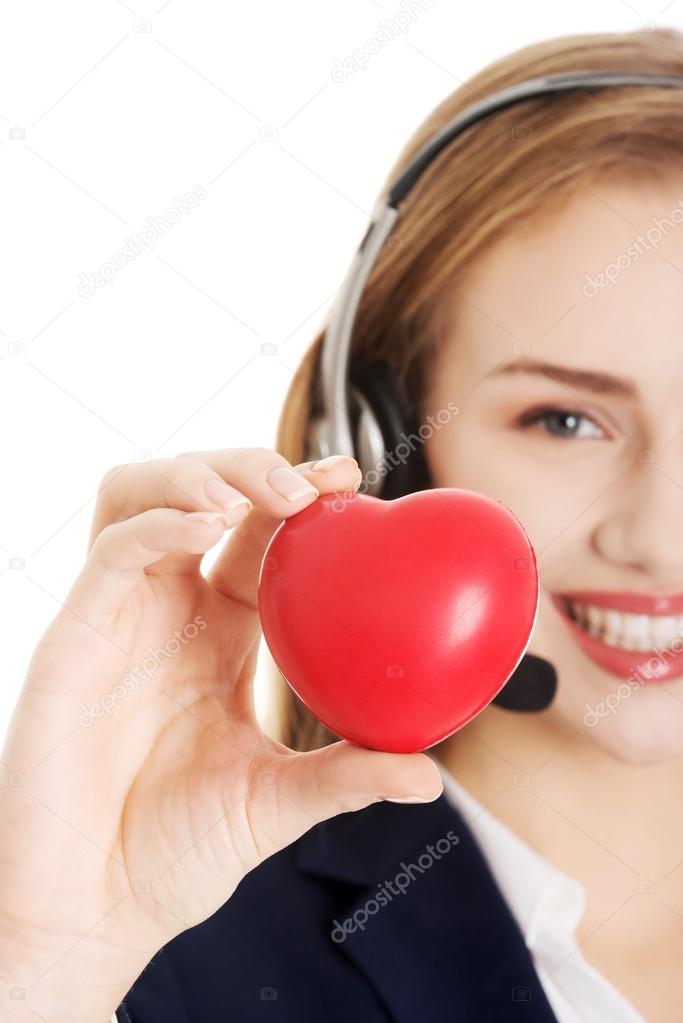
[491, 653, 557, 712]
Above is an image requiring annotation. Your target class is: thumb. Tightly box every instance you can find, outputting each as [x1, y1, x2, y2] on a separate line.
[276, 740, 444, 826]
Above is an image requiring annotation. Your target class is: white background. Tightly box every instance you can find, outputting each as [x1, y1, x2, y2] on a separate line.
[1, 0, 681, 745]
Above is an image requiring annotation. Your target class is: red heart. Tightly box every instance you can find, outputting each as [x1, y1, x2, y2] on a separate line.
[258, 487, 538, 753]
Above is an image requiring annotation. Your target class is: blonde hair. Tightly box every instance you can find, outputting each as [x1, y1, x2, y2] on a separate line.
[267, 27, 683, 751]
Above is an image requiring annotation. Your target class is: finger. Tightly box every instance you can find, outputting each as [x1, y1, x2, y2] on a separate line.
[277, 742, 444, 830]
[204, 452, 362, 609]
[68, 507, 233, 624]
[88, 458, 254, 555]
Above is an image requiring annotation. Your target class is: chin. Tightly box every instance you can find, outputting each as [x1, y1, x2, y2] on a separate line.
[561, 668, 683, 765]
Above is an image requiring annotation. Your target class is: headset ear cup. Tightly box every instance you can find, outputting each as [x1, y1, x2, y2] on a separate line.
[349, 360, 432, 499]
[351, 389, 387, 496]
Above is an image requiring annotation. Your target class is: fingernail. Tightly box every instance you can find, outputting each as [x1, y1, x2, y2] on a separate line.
[223, 503, 251, 524]
[267, 466, 318, 502]
[311, 455, 357, 472]
[184, 511, 228, 525]
[385, 793, 442, 803]
[204, 477, 252, 511]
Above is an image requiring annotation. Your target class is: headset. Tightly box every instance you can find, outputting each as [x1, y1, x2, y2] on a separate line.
[305, 71, 683, 712]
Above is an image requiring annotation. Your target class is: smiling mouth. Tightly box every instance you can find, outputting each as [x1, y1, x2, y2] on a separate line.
[557, 596, 683, 653]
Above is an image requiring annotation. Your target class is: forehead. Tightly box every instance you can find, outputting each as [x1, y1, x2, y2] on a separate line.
[440, 175, 683, 392]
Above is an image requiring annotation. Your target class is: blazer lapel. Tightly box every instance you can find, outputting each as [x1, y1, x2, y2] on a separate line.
[296, 794, 558, 1022]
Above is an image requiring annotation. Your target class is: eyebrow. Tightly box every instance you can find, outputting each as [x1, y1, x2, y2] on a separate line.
[487, 358, 638, 398]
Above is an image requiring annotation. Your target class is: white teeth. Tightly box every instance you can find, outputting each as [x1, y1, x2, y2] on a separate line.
[651, 616, 679, 645]
[565, 600, 683, 652]
[586, 606, 603, 637]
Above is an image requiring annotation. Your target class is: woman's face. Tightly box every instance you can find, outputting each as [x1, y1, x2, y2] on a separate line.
[424, 174, 683, 764]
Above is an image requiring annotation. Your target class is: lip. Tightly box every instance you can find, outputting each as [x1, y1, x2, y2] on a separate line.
[550, 593, 683, 683]
[556, 590, 683, 615]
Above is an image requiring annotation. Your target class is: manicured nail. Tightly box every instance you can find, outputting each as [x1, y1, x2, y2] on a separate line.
[223, 502, 251, 524]
[203, 477, 252, 511]
[385, 793, 442, 803]
[311, 455, 357, 472]
[184, 511, 228, 525]
[267, 466, 318, 502]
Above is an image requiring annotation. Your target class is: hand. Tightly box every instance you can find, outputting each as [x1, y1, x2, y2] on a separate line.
[0, 448, 442, 1021]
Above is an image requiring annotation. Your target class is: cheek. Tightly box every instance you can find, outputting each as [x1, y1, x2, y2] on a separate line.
[425, 423, 555, 549]
[425, 422, 610, 555]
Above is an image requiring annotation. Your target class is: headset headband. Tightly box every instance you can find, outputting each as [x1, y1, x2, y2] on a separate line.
[308, 70, 683, 471]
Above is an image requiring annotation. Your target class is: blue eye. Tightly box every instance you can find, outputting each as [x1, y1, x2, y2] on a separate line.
[519, 406, 604, 439]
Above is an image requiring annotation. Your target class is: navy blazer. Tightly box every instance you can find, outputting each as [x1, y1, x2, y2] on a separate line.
[117, 792, 559, 1022]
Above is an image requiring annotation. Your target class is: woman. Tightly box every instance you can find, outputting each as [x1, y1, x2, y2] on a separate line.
[2, 26, 683, 1023]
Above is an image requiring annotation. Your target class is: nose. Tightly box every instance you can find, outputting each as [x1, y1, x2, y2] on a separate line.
[591, 454, 683, 583]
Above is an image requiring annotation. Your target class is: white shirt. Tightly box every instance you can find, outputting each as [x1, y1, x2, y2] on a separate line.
[111, 765, 645, 1023]
[430, 757, 645, 1023]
